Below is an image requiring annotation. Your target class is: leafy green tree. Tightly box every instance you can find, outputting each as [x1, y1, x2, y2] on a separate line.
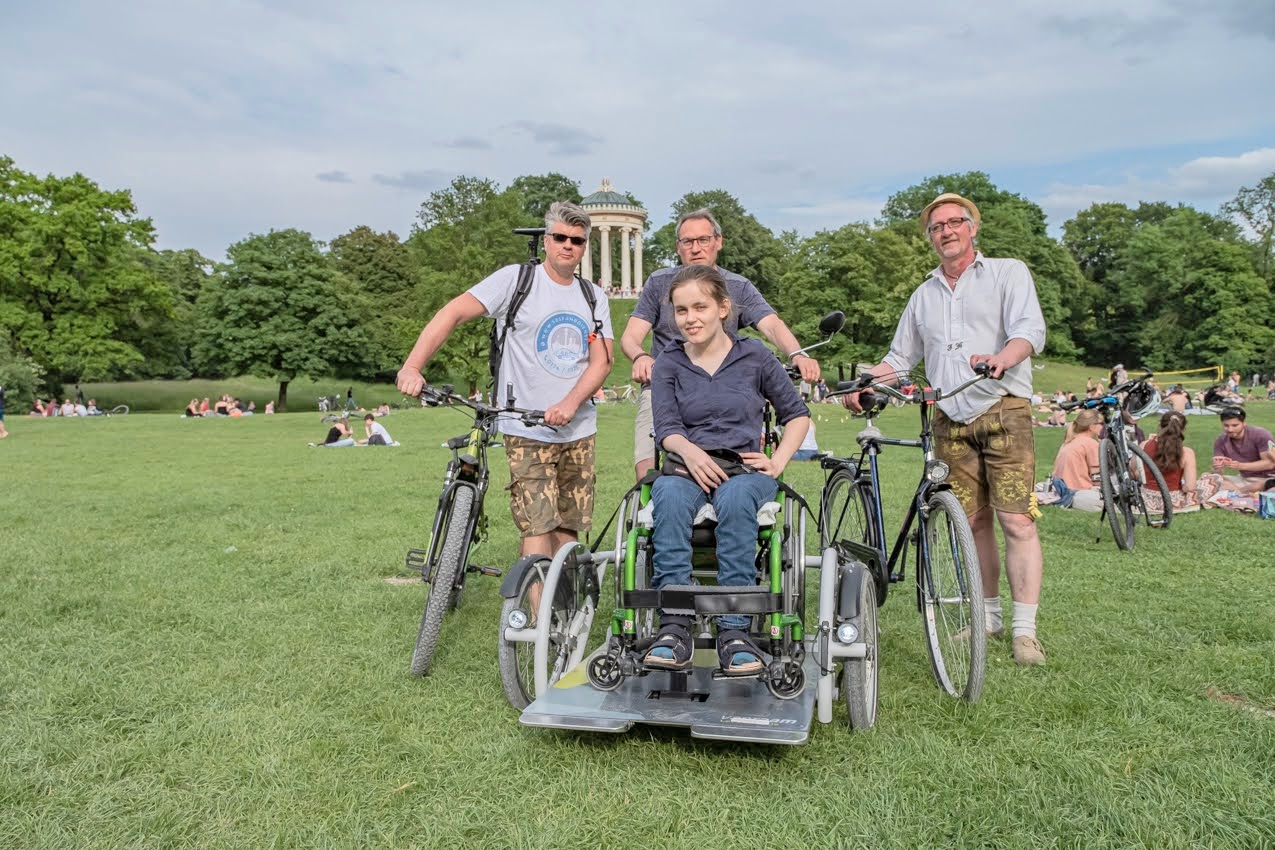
[131, 248, 214, 379]
[0, 329, 45, 412]
[329, 226, 416, 376]
[510, 173, 582, 223]
[0, 156, 175, 381]
[192, 229, 369, 410]
[407, 184, 527, 393]
[1221, 172, 1275, 284]
[415, 176, 501, 231]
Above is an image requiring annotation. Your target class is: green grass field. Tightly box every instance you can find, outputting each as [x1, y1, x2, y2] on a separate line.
[2, 400, 1273, 849]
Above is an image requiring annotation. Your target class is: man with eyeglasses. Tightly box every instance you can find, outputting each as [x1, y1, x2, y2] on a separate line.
[397, 201, 613, 560]
[842, 192, 1048, 666]
[620, 208, 820, 479]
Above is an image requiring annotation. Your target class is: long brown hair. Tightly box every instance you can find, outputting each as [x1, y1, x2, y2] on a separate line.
[1150, 411, 1186, 473]
[1063, 409, 1101, 444]
[668, 264, 732, 319]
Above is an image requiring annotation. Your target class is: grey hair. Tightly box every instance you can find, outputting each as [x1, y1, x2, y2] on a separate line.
[545, 201, 591, 232]
[675, 208, 722, 238]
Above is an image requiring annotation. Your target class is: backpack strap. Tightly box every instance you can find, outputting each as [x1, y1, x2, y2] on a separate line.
[488, 261, 539, 393]
[574, 276, 611, 363]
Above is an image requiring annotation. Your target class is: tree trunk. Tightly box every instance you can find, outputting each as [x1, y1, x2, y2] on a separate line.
[278, 380, 289, 413]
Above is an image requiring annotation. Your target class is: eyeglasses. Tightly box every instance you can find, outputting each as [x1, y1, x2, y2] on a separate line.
[547, 233, 587, 247]
[927, 216, 971, 235]
[676, 235, 716, 248]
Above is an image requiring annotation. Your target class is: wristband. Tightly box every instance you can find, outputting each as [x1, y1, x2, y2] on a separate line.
[633, 352, 653, 363]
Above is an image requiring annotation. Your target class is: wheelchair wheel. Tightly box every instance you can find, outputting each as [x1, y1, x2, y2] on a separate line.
[919, 490, 985, 702]
[1099, 438, 1136, 551]
[408, 486, 473, 678]
[497, 552, 586, 710]
[821, 470, 883, 604]
[842, 564, 878, 730]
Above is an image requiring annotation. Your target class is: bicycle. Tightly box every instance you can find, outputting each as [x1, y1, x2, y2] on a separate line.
[1060, 370, 1172, 551]
[601, 384, 640, 403]
[405, 382, 551, 677]
[107, 405, 129, 416]
[820, 363, 995, 710]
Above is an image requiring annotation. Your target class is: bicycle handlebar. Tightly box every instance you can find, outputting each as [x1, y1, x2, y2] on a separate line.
[418, 383, 552, 429]
[828, 362, 995, 409]
[1059, 370, 1155, 412]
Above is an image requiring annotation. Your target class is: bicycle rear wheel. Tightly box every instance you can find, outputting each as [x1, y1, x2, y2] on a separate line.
[110, 405, 129, 415]
[919, 490, 985, 702]
[1099, 438, 1136, 551]
[1129, 443, 1173, 530]
[820, 469, 884, 604]
[409, 485, 474, 677]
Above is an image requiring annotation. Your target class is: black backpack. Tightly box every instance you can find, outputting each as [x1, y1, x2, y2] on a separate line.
[487, 261, 605, 394]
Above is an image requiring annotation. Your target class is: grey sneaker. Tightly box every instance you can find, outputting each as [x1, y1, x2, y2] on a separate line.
[1012, 635, 1046, 666]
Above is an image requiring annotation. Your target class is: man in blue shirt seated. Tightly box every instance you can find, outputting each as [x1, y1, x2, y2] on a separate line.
[644, 264, 810, 676]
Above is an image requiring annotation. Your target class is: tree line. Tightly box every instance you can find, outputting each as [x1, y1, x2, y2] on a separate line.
[2, 155, 1272, 410]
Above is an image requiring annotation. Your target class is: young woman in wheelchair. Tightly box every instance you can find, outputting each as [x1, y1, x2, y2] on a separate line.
[645, 264, 810, 676]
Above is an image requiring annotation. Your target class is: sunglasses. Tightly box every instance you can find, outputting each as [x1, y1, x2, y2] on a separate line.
[548, 233, 587, 247]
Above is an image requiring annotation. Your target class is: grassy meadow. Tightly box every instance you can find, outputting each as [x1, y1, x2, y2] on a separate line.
[1, 398, 1273, 849]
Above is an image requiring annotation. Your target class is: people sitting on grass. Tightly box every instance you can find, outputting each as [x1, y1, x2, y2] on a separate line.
[1164, 385, 1189, 413]
[199, 397, 210, 415]
[311, 418, 354, 447]
[60, 399, 75, 416]
[86, 399, 102, 416]
[643, 264, 810, 676]
[30, 399, 46, 416]
[1036, 406, 1067, 427]
[265, 401, 275, 414]
[184, 399, 200, 418]
[357, 413, 394, 445]
[375, 403, 391, 417]
[73, 400, 87, 416]
[1047, 410, 1104, 511]
[1208, 406, 1275, 494]
[1141, 412, 1213, 512]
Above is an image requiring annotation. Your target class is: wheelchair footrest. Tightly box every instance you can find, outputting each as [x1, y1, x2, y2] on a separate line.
[621, 585, 781, 615]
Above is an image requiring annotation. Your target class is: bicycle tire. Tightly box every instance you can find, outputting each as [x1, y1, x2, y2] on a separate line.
[842, 563, 879, 730]
[1129, 443, 1173, 531]
[110, 405, 129, 416]
[497, 557, 579, 710]
[409, 485, 474, 677]
[920, 490, 985, 702]
[1099, 438, 1136, 551]
[820, 469, 884, 604]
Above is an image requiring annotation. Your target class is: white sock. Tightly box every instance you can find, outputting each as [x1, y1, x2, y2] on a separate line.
[984, 596, 1003, 633]
[1011, 602, 1038, 639]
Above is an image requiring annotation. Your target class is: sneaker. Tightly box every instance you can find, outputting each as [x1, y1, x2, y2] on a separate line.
[1012, 635, 1046, 666]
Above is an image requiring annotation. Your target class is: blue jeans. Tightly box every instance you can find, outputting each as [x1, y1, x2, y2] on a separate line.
[651, 472, 777, 630]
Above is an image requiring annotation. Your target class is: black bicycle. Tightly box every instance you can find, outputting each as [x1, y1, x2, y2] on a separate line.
[1060, 370, 1172, 551]
[406, 383, 550, 677]
[820, 364, 994, 713]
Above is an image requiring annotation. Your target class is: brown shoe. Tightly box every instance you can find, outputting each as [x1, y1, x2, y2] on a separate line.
[1012, 635, 1046, 666]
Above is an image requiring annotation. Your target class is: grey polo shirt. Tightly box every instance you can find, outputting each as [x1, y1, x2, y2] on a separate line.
[632, 266, 775, 358]
[883, 253, 1047, 424]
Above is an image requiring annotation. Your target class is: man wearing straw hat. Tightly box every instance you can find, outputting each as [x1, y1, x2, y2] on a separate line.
[843, 192, 1048, 666]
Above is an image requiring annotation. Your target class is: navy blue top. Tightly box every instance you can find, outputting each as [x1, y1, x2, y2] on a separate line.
[652, 336, 809, 454]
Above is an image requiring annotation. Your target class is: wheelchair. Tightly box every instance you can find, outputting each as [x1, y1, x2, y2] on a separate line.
[495, 313, 879, 744]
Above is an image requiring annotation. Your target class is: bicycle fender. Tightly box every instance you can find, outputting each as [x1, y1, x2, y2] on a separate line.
[499, 554, 550, 598]
[837, 560, 870, 620]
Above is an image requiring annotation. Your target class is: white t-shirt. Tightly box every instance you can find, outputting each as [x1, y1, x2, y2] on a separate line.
[469, 264, 613, 443]
[799, 421, 819, 453]
[368, 421, 392, 443]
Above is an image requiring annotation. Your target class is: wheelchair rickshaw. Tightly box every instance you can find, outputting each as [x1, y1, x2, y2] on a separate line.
[494, 313, 880, 744]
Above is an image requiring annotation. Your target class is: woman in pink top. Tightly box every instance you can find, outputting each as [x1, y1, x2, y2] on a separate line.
[1049, 410, 1103, 510]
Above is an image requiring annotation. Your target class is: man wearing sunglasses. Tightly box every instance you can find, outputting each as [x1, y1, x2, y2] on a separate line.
[397, 201, 613, 560]
[841, 192, 1048, 667]
[620, 207, 821, 479]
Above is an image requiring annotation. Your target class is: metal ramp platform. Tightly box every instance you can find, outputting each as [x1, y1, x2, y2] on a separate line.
[519, 648, 819, 745]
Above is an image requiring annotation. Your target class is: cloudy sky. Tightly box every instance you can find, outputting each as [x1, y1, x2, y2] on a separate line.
[3, 1, 1273, 259]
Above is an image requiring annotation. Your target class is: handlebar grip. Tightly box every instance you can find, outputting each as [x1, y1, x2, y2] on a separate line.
[973, 362, 992, 376]
[834, 380, 860, 392]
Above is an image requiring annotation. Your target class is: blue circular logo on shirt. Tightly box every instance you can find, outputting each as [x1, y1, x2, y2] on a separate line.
[536, 313, 589, 378]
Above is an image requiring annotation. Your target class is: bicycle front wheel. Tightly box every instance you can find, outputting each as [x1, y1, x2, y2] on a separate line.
[497, 557, 582, 710]
[1129, 443, 1173, 531]
[409, 485, 474, 677]
[820, 469, 884, 603]
[110, 405, 129, 416]
[920, 490, 985, 702]
[1099, 438, 1136, 551]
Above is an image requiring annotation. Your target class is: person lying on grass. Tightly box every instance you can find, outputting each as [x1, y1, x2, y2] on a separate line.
[644, 264, 809, 677]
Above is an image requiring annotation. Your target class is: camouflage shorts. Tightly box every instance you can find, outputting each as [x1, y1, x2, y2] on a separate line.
[504, 434, 596, 537]
[933, 397, 1037, 517]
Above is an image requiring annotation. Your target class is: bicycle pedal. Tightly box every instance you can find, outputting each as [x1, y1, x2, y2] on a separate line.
[471, 565, 504, 577]
[405, 549, 429, 575]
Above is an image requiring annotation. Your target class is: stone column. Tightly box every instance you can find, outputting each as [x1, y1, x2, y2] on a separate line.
[599, 226, 612, 288]
[633, 231, 644, 292]
[581, 229, 592, 281]
[620, 227, 632, 292]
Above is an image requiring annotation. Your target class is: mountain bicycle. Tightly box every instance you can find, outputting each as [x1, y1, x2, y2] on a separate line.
[405, 383, 551, 677]
[1060, 370, 1172, 551]
[820, 363, 995, 710]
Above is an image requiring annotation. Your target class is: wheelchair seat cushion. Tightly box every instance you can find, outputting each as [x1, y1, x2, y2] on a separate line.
[636, 500, 781, 529]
